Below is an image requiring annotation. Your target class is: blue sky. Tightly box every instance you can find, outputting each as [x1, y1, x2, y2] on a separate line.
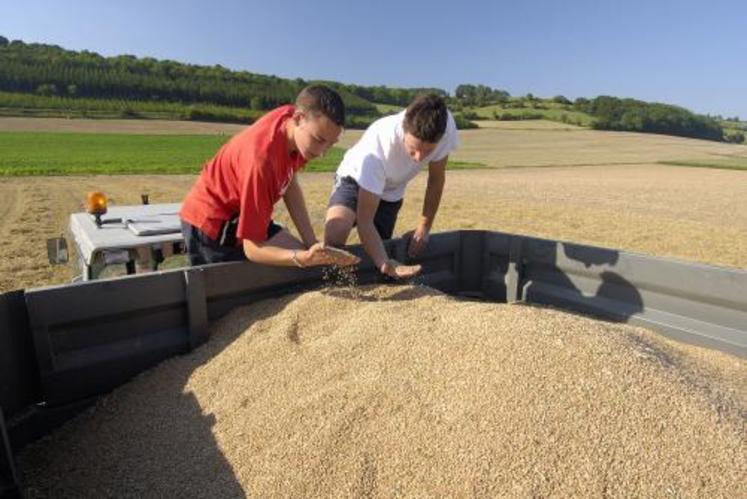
[2, 0, 745, 118]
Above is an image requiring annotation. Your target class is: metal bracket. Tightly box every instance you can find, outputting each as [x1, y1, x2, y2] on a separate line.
[45, 237, 69, 265]
[506, 236, 523, 303]
[184, 268, 208, 350]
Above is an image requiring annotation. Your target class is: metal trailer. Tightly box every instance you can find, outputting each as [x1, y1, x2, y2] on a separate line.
[2, 230, 746, 497]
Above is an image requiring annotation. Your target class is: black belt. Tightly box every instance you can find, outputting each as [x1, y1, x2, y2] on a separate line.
[218, 214, 240, 246]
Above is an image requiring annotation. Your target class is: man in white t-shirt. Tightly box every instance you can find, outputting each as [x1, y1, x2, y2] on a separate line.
[324, 94, 459, 278]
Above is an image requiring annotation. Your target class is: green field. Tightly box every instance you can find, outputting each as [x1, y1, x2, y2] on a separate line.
[0, 131, 484, 176]
[658, 158, 747, 171]
[469, 103, 595, 127]
[374, 103, 403, 114]
[0, 91, 263, 123]
[721, 120, 747, 131]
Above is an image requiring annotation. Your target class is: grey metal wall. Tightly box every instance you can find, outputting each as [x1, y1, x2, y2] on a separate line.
[0, 291, 38, 419]
[512, 236, 747, 357]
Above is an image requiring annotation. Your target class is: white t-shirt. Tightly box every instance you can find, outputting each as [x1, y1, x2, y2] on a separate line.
[335, 110, 459, 202]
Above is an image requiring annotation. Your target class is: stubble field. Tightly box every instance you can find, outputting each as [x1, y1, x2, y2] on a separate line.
[1, 118, 746, 292]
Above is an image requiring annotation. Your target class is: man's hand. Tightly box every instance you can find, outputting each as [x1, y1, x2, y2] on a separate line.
[380, 259, 422, 279]
[299, 242, 360, 267]
[406, 225, 430, 258]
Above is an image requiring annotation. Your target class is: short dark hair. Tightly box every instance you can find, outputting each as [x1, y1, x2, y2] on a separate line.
[295, 85, 346, 127]
[403, 93, 448, 143]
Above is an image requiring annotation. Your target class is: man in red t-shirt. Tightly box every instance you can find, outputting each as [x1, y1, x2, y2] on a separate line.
[180, 85, 358, 268]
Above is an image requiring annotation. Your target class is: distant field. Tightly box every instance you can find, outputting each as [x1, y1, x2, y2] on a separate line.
[469, 104, 595, 127]
[0, 90, 263, 123]
[0, 117, 745, 291]
[0, 118, 743, 294]
[0, 116, 246, 135]
[0, 132, 230, 175]
[474, 119, 583, 131]
[442, 127, 747, 169]
[0, 132, 337, 175]
[0, 131, 483, 176]
[374, 103, 403, 114]
[722, 120, 747, 131]
[2, 117, 745, 172]
[659, 158, 747, 171]
[2, 163, 746, 292]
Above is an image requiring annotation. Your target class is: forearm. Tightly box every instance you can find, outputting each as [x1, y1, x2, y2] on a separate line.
[243, 243, 301, 267]
[287, 207, 317, 248]
[420, 175, 445, 230]
[357, 221, 390, 268]
[283, 181, 317, 247]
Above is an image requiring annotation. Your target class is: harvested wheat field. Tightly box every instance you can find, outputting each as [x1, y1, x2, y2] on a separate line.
[2, 119, 747, 292]
[338, 121, 747, 168]
[19, 284, 746, 497]
[2, 162, 747, 293]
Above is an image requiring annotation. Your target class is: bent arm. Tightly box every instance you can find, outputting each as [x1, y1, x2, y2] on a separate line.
[421, 156, 447, 231]
[282, 174, 317, 248]
[242, 237, 304, 267]
[356, 187, 390, 269]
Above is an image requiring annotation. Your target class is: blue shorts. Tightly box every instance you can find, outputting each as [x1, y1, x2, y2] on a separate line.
[181, 219, 283, 266]
[328, 176, 403, 240]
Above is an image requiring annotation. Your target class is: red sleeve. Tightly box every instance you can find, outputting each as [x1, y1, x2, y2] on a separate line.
[236, 155, 274, 243]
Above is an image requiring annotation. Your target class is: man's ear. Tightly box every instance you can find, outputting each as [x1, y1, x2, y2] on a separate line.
[292, 109, 305, 126]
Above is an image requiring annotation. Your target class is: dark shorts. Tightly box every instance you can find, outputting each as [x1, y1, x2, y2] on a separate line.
[328, 176, 403, 240]
[181, 219, 283, 266]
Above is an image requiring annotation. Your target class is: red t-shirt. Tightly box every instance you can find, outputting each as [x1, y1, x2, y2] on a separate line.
[180, 105, 307, 243]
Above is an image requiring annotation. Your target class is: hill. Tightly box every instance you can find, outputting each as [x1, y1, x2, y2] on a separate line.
[0, 36, 738, 141]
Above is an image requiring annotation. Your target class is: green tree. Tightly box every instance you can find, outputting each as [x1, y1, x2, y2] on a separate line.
[36, 83, 57, 96]
[250, 96, 264, 110]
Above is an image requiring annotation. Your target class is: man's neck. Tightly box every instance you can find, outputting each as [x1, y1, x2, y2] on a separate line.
[285, 119, 298, 156]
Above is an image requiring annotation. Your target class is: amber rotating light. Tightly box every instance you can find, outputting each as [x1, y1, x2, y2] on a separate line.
[86, 191, 108, 226]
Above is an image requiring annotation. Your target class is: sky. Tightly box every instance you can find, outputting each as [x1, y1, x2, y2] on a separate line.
[1, 0, 745, 118]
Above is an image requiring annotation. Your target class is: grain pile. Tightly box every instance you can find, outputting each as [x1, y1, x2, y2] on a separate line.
[19, 285, 746, 497]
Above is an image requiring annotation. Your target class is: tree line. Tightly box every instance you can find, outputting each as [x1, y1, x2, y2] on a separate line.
[0, 37, 377, 117]
[1, 36, 739, 141]
[574, 96, 727, 142]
